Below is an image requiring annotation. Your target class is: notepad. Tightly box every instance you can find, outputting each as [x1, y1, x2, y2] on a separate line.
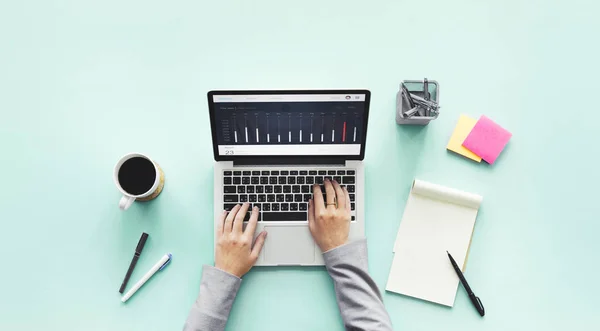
[387, 179, 482, 307]
[462, 115, 512, 165]
[446, 115, 482, 162]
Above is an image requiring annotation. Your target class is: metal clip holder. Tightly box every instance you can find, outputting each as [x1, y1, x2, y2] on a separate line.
[396, 78, 440, 125]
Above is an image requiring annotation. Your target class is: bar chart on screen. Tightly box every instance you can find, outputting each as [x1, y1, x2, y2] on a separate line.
[220, 111, 362, 146]
[212, 93, 367, 156]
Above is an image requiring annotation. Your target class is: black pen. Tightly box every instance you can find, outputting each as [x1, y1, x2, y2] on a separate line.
[119, 233, 149, 293]
[447, 251, 485, 317]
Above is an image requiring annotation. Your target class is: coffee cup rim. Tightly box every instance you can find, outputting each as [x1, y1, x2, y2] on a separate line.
[114, 153, 160, 198]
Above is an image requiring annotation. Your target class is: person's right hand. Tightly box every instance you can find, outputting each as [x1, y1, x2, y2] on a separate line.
[308, 179, 351, 252]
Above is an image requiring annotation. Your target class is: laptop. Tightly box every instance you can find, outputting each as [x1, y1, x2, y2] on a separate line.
[208, 90, 370, 266]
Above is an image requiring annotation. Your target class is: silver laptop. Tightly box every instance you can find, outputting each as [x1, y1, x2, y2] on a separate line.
[209, 90, 370, 266]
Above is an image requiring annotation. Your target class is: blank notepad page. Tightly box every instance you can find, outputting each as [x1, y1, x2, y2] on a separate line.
[387, 180, 482, 307]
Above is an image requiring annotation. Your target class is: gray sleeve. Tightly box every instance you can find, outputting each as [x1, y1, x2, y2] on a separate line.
[323, 239, 393, 331]
[183, 265, 242, 331]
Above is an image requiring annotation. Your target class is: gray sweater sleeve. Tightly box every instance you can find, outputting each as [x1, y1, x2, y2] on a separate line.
[183, 239, 392, 331]
[183, 265, 242, 331]
[323, 239, 393, 331]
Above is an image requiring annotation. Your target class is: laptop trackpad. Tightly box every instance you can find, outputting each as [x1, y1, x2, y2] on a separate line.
[264, 226, 315, 265]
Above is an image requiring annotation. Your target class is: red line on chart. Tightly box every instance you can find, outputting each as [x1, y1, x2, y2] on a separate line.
[342, 122, 346, 142]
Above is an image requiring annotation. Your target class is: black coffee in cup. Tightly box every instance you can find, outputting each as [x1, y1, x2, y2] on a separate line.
[118, 157, 156, 195]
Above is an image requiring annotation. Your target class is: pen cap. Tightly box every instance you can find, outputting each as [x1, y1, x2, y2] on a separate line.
[135, 233, 149, 253]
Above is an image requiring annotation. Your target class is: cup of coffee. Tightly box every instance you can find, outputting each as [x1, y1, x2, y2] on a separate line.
[114, 153, 165, 210]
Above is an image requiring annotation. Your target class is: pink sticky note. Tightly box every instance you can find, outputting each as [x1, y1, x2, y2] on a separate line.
[462, 116, 512, 164]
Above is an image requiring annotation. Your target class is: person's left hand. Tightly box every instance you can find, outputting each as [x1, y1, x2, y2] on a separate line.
[215, 203, 267, 278]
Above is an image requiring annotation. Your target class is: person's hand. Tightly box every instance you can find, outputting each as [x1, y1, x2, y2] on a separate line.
[308, 179, 351, 252]
[215, 203, 267, 278]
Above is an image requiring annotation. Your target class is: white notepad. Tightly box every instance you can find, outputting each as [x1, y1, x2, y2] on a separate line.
[386, 179, 482, 307]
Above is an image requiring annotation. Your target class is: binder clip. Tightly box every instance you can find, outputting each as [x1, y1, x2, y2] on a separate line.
[396, 78, 440, 125]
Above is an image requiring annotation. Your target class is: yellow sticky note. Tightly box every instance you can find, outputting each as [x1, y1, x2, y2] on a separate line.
[446, 115, 482, 162]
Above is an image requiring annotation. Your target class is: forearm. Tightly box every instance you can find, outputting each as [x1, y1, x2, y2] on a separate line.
[183, 266, 242, 331]
[324, 239, 393, 331]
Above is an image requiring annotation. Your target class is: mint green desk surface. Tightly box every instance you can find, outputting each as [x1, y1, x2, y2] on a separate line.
[1, 1, 598, 330]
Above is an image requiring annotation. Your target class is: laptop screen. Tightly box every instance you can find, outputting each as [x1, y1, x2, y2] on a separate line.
[209, 92, 369, 159]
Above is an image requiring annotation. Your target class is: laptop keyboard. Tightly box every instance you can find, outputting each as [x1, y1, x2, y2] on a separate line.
[223, 169, 356, 222]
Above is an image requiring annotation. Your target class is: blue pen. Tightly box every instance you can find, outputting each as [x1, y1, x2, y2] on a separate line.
[121, 253, 172, 302]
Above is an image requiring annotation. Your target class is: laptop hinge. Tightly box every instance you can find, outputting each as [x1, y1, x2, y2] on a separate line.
[233, 157, 346, 167]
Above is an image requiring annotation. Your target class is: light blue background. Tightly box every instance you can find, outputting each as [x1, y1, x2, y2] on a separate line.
[1, 0, 598, 330]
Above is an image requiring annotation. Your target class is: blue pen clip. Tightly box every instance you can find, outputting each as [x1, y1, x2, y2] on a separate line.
[159, 253, 172, 271]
